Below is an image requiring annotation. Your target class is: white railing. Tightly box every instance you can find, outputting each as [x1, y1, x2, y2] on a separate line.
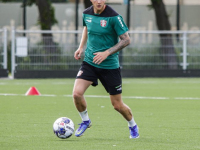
[11, 29, 200, 78]
[0, 28, 7, 70]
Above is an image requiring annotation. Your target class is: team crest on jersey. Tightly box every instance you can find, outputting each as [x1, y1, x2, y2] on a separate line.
[100, 20, 107, 27]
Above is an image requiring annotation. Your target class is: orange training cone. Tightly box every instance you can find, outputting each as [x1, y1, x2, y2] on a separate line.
[25, 87, 41, 96]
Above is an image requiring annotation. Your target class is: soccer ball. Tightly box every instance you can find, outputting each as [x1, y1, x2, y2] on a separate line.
[53, 117, 74, 139]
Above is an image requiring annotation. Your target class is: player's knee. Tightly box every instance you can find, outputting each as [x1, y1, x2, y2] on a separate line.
[113, 104, 122, 112]
[72, 91, 82, 100]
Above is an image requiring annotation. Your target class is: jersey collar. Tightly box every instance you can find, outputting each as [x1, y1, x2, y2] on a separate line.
[94, 5, 106, 15]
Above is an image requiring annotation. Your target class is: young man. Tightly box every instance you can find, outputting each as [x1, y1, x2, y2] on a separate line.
[73, 0, 139, 139]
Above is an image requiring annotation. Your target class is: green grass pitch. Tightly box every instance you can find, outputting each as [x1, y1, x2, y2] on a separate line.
[0, 78, 200, 150]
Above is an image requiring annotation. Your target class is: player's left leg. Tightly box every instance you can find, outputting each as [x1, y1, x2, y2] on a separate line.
[110, 94, 139, 139]
[98, 67, 139, 138]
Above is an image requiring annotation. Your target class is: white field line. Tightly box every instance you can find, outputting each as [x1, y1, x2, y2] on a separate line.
[0, 93, 200, 100]
[63, 95, 168, 100]
[0, 83, 6, 85]
[39, 94, 56, 97]
[0, 82, 76, 85]
[175, 97, 200, 100]
[0, 93, 56, 97]
[0, 93, 22, 96]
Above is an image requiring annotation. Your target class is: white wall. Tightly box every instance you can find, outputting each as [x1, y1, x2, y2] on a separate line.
[0, 2, 200, 36]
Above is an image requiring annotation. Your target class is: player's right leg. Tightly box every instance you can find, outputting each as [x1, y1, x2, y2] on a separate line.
[73, 78, 92, 137]
[73, 61, 98, 137]
[73, 78, 92, 112]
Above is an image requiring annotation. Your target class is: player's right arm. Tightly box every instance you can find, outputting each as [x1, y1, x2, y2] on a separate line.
[74, 27, 88, 60]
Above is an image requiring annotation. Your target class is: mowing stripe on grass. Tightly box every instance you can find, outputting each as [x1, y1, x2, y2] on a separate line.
[1, 93, 200, 100]
[0, 93, 168, 99]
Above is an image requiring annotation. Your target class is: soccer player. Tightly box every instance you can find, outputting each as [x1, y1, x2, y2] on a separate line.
[73, 0, 139, 139]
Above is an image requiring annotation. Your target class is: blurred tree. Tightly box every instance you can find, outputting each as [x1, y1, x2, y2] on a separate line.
[83, 0, 92, 8]
[25, 0, 58, 55]
[0, 0, 58, 45]
[25, 0, 57, 30]
[150, 0, 178, 69]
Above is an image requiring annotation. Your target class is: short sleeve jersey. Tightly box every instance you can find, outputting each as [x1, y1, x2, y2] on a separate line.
[82, 5, 128, 69]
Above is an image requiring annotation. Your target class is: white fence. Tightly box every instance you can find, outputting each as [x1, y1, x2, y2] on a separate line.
[0, 28, 7, 70]
[127, 30, 200, 70]
[10, 29, 200, 78]
[11, 29, 82, 78]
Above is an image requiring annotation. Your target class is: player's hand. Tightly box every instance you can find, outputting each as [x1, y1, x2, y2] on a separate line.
[93, 51, 110, 65]
[74, 48, 83, 60]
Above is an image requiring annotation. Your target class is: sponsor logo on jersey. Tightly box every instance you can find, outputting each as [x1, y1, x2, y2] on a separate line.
[118, 17, 124, 27]
[100, 20, 107, 27]
[86, 17, 92, 19]
[86, 19, 92, 23]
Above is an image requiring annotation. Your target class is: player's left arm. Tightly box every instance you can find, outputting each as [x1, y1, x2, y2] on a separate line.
[107, 31, 130, 55]
[93, 32, 130, 64]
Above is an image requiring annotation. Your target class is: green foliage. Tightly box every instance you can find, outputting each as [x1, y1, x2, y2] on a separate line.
[6, 41, 11, 72]
[187, 48, 200, 69]
[147, 4, 153, 10]
[16, 41, 65, 70]
[25, 0, 35, 6]
[151, 0, 161, 3]
[15, 39, 82, 70]
[14, 40, 200, 71]
[148, 0, 162, 10]
[122, 43, 182, 70]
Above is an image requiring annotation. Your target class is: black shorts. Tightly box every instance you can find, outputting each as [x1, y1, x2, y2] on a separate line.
[76, 61, 122, 95]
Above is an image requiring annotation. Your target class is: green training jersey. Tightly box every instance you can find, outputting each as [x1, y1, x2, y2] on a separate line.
[82, 5, 128, 69]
